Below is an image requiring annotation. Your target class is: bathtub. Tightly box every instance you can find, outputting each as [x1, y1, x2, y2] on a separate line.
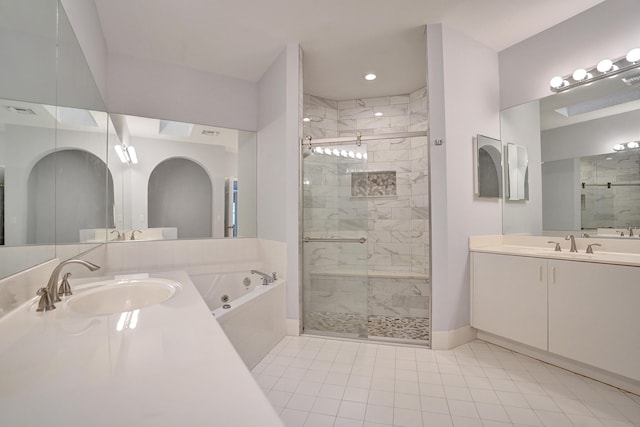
[190, 271, 286, 369]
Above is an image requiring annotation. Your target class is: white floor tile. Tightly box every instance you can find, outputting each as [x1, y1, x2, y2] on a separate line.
[420, 396, 449, 414]
[421, 411, 453, 427]
[312, 397, 342, 416]
[338, 401, 367, 420]
[447, 399, 479, 419]
[281, 408, 309, 427]
[288, 394, 317, 412]
[303, 412, 334, 427]
[394, 407, 423, 427]
[343, 386, 369, 403]
[365, 404, 394, 424]
[250, 337, 640, 427]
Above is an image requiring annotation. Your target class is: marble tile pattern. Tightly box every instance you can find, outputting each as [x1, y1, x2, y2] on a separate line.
[581, 152, 640, 229]
[252, 336, 640, 427]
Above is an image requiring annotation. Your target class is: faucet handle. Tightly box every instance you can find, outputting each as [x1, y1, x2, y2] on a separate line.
[272, 272, 278, 281]
[547, 241, 561, 252]
[586, 243, 602, 254]
[58, 272, 73, 297]
[36, 288, 56, 312]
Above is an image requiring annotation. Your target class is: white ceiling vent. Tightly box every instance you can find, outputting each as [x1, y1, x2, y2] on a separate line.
[6, 105, 36, 115]
[201, 130, 220, 136]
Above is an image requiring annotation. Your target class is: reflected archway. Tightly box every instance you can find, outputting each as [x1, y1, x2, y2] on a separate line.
[148, 158, 212, 238]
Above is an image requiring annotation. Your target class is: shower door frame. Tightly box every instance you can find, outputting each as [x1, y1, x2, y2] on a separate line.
[298, 130, 431, 343]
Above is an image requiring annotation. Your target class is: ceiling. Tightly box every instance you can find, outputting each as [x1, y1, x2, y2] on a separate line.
[93, 0, 604, 101]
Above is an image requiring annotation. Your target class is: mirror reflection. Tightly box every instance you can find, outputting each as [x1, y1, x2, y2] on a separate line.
[105, 114, 257, 242]
[506, 143, 529, 201]
[502, 66, 640, 237]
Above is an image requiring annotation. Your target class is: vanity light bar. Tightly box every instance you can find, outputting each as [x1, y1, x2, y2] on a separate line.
[550, 48, 640, 93]
[114, 144, 138, 164]
[613, 141, 640, 151]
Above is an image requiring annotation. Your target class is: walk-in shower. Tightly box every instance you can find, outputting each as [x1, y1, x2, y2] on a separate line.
[300, 90, 431, 346]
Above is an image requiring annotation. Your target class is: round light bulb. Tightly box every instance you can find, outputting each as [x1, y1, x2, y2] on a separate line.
[613, 144, 625, 151]
[374, 112, 383, 117]
[626, 48, 640, 63]
[550, 76, 565, 89]
[340, 150, 348, 157]
[332, 149, 340, 156]
[355, 152, 363, 159]
[303, 117, 311, 122]
[597, 59, 613, 73]
[627, 141, 639, 149]
[348, 151, 355, 158]
[323, 148, 332, 155]
[364, 73, 377, 81]
[572, 68, 588, 81]
[363, 153, 368, 160]
[314, 147, 323, 154]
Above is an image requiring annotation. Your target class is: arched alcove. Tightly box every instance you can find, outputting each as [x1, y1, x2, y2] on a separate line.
[27, 149, 114, 244]
[148, 158, 212, 238]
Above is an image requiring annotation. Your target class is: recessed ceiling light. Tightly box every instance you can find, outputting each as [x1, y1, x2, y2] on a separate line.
[374, 112, 383, 117]
[303, 117, 311, 122]
[6, 105, 36, 115]
[364, 73, 377, 81]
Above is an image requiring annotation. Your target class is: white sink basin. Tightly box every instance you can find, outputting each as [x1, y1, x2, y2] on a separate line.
[66, 278, 179, 316]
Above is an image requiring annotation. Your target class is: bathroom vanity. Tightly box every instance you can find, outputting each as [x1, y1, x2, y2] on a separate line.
[0, 270, 284, 427]
[470, 235, 640, 394]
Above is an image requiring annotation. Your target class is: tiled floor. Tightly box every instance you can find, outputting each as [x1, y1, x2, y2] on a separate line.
[251, 336, 640, 427]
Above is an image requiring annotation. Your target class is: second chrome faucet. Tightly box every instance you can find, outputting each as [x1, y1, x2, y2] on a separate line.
[565, 234, 578, 253]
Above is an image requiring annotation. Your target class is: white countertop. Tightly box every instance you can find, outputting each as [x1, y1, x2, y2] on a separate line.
[470, 235, 640, 267]
[0, 270, 284, 427]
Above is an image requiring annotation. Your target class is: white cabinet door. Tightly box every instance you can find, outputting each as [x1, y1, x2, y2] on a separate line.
[548, 260, 640, 381]
[472, 252, 548, 350]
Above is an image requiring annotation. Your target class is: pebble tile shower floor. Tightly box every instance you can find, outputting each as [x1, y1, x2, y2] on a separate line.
[251, 336, 640, 427]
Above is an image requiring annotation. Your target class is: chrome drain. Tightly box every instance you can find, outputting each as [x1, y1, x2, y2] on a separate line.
[222, 304, 231, 309]
[221, 294, 230, 303]
[243, 277, 251, 286]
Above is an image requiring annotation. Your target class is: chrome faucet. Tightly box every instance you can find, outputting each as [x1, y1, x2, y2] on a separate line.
[565, 234, 578, 253]
[628, 227, 634, 237]
[251, 270, 276, 285]
[36, 259, 101, 312]
[110, 229, 123, 240]
[130, 230, 142, 240]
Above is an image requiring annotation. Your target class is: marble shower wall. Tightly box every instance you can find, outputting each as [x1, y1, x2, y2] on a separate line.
[303, 87, 429, 275]
[581, 152, 640, 229]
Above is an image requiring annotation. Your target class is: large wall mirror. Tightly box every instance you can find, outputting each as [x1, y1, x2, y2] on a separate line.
[501, 65, 640, 238]
[105, 114, 257, 242]
[0, 0, 108, 279]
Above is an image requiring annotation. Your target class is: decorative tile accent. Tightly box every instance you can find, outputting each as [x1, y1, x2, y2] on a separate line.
[367, 315, 430, 341]
[351, 171, 397, 197]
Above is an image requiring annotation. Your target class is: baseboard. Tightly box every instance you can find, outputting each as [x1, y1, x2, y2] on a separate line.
[477, 330, 640, 395]
[431, 325, 477, 350]
[286, 318, 300, 336]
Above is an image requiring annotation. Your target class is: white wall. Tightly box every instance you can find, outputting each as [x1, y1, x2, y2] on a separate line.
[256, 45, 301, 324]
[60, 0, 108, 101]
[106, 53, 258, 132]
[499, 0, 640, 109]
[501, 100, 543, 235]
[427, 24, 501, 334]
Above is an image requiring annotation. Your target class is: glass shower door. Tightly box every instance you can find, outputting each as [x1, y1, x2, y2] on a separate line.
[302, 144, 369, 338]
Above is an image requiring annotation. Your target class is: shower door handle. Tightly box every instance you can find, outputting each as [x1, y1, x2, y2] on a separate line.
[302, 237, 367, 244]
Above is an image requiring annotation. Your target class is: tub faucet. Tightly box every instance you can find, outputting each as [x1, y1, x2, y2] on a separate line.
[36, 259, 101, 312]
[130, 230, 142, 240]
[565, 234, 578, 253]
[110, 229, 123, 240]
[251, 270, 275, 285]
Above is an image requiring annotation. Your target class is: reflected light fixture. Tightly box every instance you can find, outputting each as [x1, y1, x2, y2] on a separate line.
[114, 144, 138, 164]
[364, 73, 377, 81]
[374, 112, 383, 117]
[550, 47, 640, 93]
[612, 141, 640, 152]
